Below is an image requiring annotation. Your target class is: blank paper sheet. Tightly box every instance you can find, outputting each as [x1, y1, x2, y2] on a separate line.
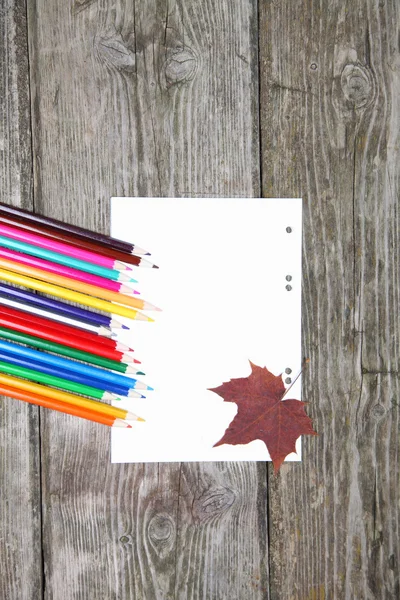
[110, 197, 302, 463]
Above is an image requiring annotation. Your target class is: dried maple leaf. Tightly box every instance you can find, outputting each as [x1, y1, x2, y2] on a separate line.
[209, 361, 317, 472]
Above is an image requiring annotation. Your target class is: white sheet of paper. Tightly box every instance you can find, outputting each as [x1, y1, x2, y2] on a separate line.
[110, 197, 302, 463]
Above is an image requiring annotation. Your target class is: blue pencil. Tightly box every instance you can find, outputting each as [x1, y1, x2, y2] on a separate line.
[0, 340, 152, 390]
[0, 283, 128, 329]
[0, 351, 145, 399]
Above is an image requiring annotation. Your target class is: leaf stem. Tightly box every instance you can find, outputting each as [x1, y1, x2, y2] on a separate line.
[281, 358, 310, 400]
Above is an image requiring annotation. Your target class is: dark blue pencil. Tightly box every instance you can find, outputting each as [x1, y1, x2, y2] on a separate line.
[0, 282, 128, 330]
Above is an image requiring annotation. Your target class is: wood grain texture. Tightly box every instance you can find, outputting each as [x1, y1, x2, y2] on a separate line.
[260, 1, 400, 598]
[28, 0, 264, 598]
[0, 1, 42, 598]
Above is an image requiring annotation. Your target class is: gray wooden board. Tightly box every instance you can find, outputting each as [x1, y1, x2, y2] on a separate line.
[260, 1, 400, 599]
[0, 1, 42, 599]
[2, 0, 398, 598]
[28, 0, 266, 598]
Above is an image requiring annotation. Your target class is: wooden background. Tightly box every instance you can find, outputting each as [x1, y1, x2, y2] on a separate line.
[0, 0, 399, 598]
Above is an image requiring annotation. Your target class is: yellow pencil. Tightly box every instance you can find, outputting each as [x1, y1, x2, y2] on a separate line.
[0, 256, 159, 311]
[0, 373, 144, 422]
[0, 266, 153, 321]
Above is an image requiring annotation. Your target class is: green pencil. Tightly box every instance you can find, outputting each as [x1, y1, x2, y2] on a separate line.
[0, 359, 121, 401]
[0, 326, 145, 374]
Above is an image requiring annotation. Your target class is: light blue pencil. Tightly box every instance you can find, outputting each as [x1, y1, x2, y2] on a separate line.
[0, 234, 134, 281]
[0, 339, 152, 390]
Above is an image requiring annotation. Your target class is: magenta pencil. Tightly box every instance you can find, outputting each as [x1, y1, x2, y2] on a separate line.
[0, 247, 138, 294]
[0, 222, 129, 271]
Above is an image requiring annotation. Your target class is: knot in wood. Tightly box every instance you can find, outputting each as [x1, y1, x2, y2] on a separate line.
[147, 513, 176, 556]
[340, 64, 373, 109]
[192, 487, 235, 522]
[96, 32, 136, 73]
[371, 403, 386, 419]
[164, 47, 197, 87]
[119, 535, 131, 544]
[72, 0, 96, 14]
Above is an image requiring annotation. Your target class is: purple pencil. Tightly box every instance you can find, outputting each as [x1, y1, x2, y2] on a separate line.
[0, 202, 149, 255]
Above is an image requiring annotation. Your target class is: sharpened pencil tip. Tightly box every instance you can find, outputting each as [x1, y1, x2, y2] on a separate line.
[142, 301, 161, 311]
[125, 411, 143, 420]
[138, 417, 146, 422]
[134, 382, 150, 390]
[133, 359, 141, 364]
[136, 371, 145, 376]
[122, 324, 129, 330]
[113, 418, 133, 428]
[132, 245, 150, 256]
[134, 290, 140, 295]
[152, 264, 159, 269]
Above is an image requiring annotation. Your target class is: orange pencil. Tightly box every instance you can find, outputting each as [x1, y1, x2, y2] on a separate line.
[0, 382, 133, 427]
[0, 373, 145, 421]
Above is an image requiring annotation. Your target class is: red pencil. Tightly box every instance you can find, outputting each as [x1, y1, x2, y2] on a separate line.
[0, 304, 137, 359]
[0, 312, 138, 364]
[0, 303, 127, 349]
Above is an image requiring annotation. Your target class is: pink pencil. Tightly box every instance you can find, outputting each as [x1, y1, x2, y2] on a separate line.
[0, 247, 139, 295]
[0, 222, 131, 271]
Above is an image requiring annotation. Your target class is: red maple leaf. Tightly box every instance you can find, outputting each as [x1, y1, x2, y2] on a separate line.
[209, 361, 317, 472]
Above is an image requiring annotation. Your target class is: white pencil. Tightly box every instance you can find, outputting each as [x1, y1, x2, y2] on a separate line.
[0, 296, 114, 337]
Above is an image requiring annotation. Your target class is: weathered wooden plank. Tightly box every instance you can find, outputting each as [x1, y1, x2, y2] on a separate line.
[28, 0, 264, 598]
[0, 1, 42, 598]
[174, 463, 269, 599]
[260, 0, 400, 598]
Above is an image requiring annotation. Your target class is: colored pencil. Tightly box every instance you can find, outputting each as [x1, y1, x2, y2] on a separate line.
[0, 359, 123, 402]
[0, 326, 143, 373]
[0, 298, 133, 353]
[0, 214, 157, 267]
[0, 227, 134, 279]
[0, 295, 115, 337]
[0, 303, 131, 351]
[0, 222, 131, 271]
[0, 282, 127, 329]
[0, 263, 155, 320]
[0, 245, 139, 293]
[0, 203, 149, 255]
[0, 381, 134, 427]
[0, 256, 158, 312]
[0, 339, 152, 389]
[0, 351, 145, 398]
[0, 373, 142, 421]
[0, 311, 138, 365]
